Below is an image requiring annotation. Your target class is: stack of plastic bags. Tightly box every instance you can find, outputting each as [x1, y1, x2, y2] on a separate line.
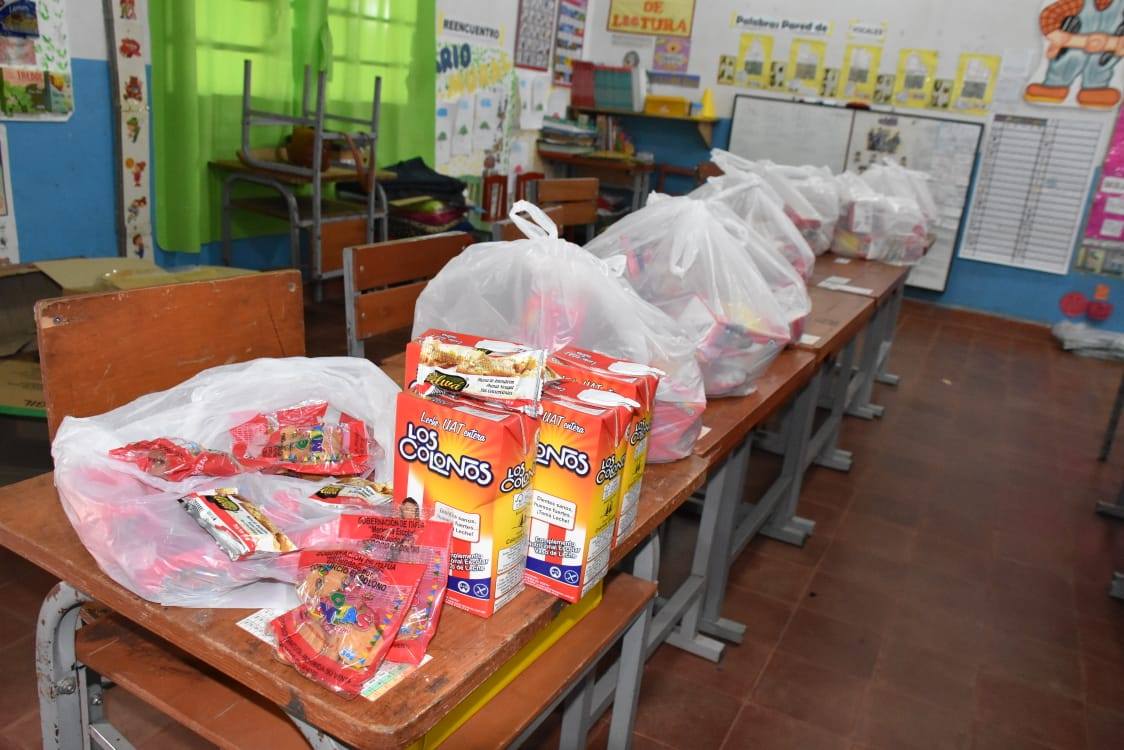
[586, 194, 792, 398]
[413, 201, 707, 462]
[690, 171, 816, 280]
[711, 149, 840, 255]
[832, 160, 935, 265]
[689, 178, 812, 339]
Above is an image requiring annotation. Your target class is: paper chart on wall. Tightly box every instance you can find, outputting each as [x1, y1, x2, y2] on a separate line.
[450, 97, 474, 157]
[551, 0, 587, 86]
[960, 114, 1102, 275]
[838, 43, 881, 100]
[786, 38, 826, 97]
[736, 33, 772, 89]
[0, 0, 72, 121]
[435, 101, 453, 164]
[893, 49, 938, 108]
[950, 53, 1000, 116]
[0, 124, 18, 263]
[514, 0, 558, 70]
[473, 89, 501, 151]
[517, 69, 548, 130]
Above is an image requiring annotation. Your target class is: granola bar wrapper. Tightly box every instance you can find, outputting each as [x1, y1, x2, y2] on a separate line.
[270, 552, 425, 698]
[405, 329, 546, 415]
[109, 437, 240, 481]
[309, 478, 394, 509]
[178, 488, 296, 562]
[230, 400, 372, 476]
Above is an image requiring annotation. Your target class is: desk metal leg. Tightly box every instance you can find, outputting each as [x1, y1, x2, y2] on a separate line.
[37, 582, 91, 750]
[560, 674, 595, 749]
[761, 368, 821, 546]
[1111, 572, 1124, 600]
[847, 310, 885, 420]
[1098, 371, 1124, 462]
[875, 284, 904, 386]
[221, 176, 236, 267]
[289, 715, 349, 749]
[813, 342, 857, 472]
[606, 598, 650, 750]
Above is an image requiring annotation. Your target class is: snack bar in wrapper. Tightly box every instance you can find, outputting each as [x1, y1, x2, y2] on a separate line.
[405, 329, 547, 414]
[178, 488, 296, 562]
[310, 478, 394, 508]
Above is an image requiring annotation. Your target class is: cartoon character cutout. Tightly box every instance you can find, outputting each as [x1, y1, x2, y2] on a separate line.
[124, 76, 142, 103]
[119, 38, 141, 58]
[1026, 0, 1124, 109]
[127, 196, 147, 222]
[132, 233, 146, 258]
[126, 116, 140, 143]
[125, 157, 146, 187]
[120, 0, 136, 20]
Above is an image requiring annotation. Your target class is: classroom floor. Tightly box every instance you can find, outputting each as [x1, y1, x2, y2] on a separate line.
[1, 299, 1123, 749]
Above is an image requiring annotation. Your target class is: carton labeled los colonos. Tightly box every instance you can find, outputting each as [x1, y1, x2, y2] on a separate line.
[393, 386, 538, 617]
[524, 380, 636, 603]
[547, 347, 661, 546]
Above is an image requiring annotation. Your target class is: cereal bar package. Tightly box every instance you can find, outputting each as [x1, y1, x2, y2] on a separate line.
[393, 387, 538, 617]
[309, 478, 394, 508]
[547, 347, 660, 546]
[405, 329, 547, 414]
[270, 552, 425, 697]
[109, 437, 240, 481]
[178, 488, 296, 562]
[230, 400, 372, 476]
[524, 381, 635, 603]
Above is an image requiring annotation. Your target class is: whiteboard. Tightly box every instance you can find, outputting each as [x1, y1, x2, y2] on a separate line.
[726, 95, 982, 292]
[728, 96, 853, 173]
[847, 111, 982, 292]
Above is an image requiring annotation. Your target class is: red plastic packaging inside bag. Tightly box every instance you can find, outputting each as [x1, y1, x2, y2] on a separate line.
[270, 551, 424, 698]
[109, 438, 240, 481]
[334, 514, 453, 665]
[230, 401, 372, 476]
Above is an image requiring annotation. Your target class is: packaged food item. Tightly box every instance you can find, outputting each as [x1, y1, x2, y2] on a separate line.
[270, 552, 425, 697]
[586, 193, 792, 397]
[404, 329, 547, 414]
[333, 514, 453, 664]
[525, 381, 634, 603]
[230, 400, 371, 476]
[547, 347, 660, 546]
[109, 437, 240, 481]
[178, 488, 296, 562]
[412, 201, 706, 463]
[310, 478, 394, 508]
[393, 386, 538, 617]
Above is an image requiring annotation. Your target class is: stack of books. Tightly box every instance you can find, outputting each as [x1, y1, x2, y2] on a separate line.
[537, 117, 597, 156]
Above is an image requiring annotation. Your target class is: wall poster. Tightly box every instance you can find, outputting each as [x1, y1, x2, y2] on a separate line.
[951, 53, 1000, 116]
[735, 32, 772, 89]
[607, 0, 695, 38]
[551, 0, 587, 86]
[1025, 0, 1124, 109]
[893, 48, 938, 108]
[838, 43, 881, 100]
[514, 0, 557, 70]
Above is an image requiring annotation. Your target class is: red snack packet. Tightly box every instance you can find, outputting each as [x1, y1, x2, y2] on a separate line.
[230, 400, 372, 476]
[335, 514, 453, 665]
[270, 551, 424, 698]
[109, 437, 240, 481]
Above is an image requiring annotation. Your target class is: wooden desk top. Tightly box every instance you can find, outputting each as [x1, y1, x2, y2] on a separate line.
[796, 287, 876, 364]
[692, 349, 817, 467]
[210, 159, 396, 186]
[0, 354, 707, 749]
[810, 254, 910, 304]
[536, 151, 656, 173]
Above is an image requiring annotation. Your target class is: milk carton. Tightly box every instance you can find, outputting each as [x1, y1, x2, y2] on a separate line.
[393, 387, 538, 617]
[547, 347, 661, 546]
[524, 380, 636, 603]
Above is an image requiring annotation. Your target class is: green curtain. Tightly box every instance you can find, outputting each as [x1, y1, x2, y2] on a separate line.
[151, 0, 436, 254]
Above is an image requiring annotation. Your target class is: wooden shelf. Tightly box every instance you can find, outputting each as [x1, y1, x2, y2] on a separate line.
[571, 105, 719, 146]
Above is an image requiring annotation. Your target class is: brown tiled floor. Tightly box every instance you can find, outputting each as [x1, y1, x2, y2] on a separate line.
[1, 299, 1123, 748]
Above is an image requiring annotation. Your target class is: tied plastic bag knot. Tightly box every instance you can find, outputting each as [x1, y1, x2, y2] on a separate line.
[508, 200, 559, 240]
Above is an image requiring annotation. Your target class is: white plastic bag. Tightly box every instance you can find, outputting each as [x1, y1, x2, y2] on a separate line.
[51, 357, 401, 607]
[832, 171, 927, 265]
[586, 194, 792, 397]
[861, 161, 939, 226]
[689, 179, 812, 338]
[413, 201, 707, 462]
[711, 150, 838, 254]
[690, 173, 816, 280]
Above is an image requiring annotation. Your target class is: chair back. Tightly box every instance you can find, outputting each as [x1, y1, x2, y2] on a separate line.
[35, 270, 304, 438]
[343, 232, 474, 357]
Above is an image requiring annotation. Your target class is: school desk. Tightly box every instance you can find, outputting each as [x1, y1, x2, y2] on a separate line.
[536, 151, 654, 211]
[811, 254, 911, 419]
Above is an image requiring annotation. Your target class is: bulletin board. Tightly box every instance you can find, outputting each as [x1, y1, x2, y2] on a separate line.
[728, 94, 983, 291]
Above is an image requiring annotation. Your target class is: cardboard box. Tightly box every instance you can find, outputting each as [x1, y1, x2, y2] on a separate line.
[393, 388, 538, 618]
[524, 380, 632, 603]
[547, 347, 660, 546]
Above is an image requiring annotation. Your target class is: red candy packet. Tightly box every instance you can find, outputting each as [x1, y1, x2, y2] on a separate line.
[334, 514, 453, 665]
[109, 437, 240, 481]
[230, 400, 372, 476]
[270, 551, 424, 698]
